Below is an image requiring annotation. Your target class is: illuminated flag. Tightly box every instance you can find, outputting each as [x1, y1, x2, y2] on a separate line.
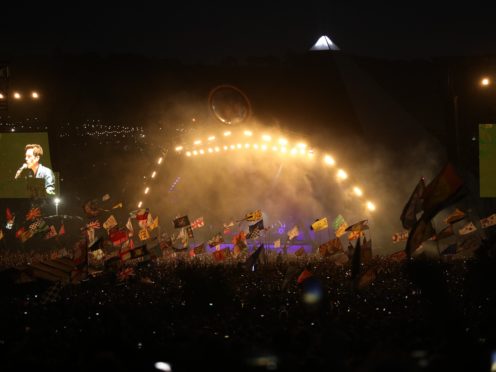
[193, 242, 206, 255]
[247, 219, 264, 239]
[110, 228, 129, 246]
[173, 215, 190, 228]
[347, 231, 364, 241]
[400, 178, 425, 230]
[444, 208, 466, 225]
[112, 202, 123, 209]
[243, 210, 262, 222]
[86, 220, 101, 230]
[287, 225, 299, 240]
[103, 215, 118, 231]
[274, 239, 281, 248]
[177, 228, 189, 248]
[481, 213, 496, 228]
[26, 207, 41, 221]
[138, 228, 150, 241]
[208, 232, 224, 247]
[458, 222, 477, 235]
[310, 217, 328, 232]
[101, 194, 111, 201]
[392, 231, 409, 243]
[44, 225, 58, 240]
[191, 217, 205, 230]
[333, 215, 348, 237]
[126, 218, 134, 235]
[58, 223, 65, 236]
[148, 216, 159, 231]
[345, 220, 369, 232]
[223, 221, 235, 234]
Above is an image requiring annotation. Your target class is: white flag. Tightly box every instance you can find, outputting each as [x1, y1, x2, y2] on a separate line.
[287, 225, 299, 240]
[481, 213, 496, 228]
[103, 215, 118, 230]
[458, 222, 477, 235]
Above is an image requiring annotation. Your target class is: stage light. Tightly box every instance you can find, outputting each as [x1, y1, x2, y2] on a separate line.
[186, 151, 192, 157]
[366, 201, 376, 211]
[337, 169, 348, 180]
[193, 150, 198, 155]
[281, 147, 287, 153]
[31, 91, 39, 99]
[324, 155, 335, 166]
[208, 148, 213, 153]
[481, 77, 491, 86]
[208, 136, 215, 141]
[261, 144, 267, 151]
[262, 134, 271, 142]
[13, 92, 21, 99]
[278, 138, 288, 146]
[199, 149, 205, 154]
[290, 148, 298, 155]
[353, 186, 363, 196]
[297, 143, 307, 148]
[138, 201, 143, 208]
[253, 144, 259, 149]
[144, 187, 150, 194]
[194, 140, 202, 145]
[245, 143, 250, 148]
[230, 144, 235, 150]
[237, 144, 242, 149]
[224, 131, 231, 136]
[175, 146, 183, 152]
[151, 171, 157, 178]
[223, 145, 228, 150]
[0, 93, 5, 99]
[214, 146, 220, 152]
[244, 130, 253, 136]
[157, 157, 163, 165]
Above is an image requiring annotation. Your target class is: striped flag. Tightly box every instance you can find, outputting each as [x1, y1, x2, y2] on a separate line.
[191, 217, 205, 230]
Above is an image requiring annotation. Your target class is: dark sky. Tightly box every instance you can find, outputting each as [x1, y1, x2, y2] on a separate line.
[2, 2, 496, 61]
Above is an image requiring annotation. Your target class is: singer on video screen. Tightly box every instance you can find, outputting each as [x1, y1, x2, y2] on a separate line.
[15, 144, 55, 196]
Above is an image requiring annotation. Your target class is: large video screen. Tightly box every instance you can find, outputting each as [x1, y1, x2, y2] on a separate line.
[480, 124, 496, 197]
[0, 132, 59, 198]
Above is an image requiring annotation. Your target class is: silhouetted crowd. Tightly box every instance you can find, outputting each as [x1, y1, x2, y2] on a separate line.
[1, 234, 496, 372]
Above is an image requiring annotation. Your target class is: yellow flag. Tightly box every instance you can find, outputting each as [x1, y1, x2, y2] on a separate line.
[245, 210, 262, 221]
[139, 228, 150, 241]
[311, 217, 328, 232]
[149, 216, 159, 231]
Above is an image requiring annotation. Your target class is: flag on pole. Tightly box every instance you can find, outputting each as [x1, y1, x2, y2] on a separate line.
[126, 218, 134, 235]
[400, 178, 425, 230]
[148, 216, 159, 231]
[274, 239, 281, 248]
[480, 213, 496, 228]
[58, 223, 65, 236]
[208, 232, 224, 247]
[345, 220, 369, 232]
[191, 217, 205, 230]
[243, 210, 262, 222]
[173, 215, 190, 228]
[26, 207, 42, 221]
[458, 222, 477, 235]
[287, 225, 299, 240]
[103, 215, 118, 231]
[247, 219, 264, 239]
[310, 217, 328, 232]
[333, 215, 348, 237]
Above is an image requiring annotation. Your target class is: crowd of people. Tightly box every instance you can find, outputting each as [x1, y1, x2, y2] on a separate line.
[1, 230, 496, 371]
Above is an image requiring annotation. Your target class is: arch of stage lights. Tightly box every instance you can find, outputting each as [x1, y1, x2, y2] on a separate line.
[136, 129, 377, 213]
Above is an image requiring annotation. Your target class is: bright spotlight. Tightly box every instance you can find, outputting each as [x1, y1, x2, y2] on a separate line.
[157, 157, 163, 165]
[337, 169, 348, 180]
[214, 146, 220, 152]
[223, 145, 228, 150]
[186, 151, 192, 157]
[199, 149, 205, 154]
[144, 187, 150, 194]
[0, 93, 4, 99]
[207, 136, 215, 141]
[366, 201, 376, 211]
[175, 146, 183, 152]
[138, 201, 143, 208]
[151, 171, 157, 178]
[244, 143, 250, 148]
[193, 150, 198, 155]
[244, 130, 252, 136]
[154, 361, 172, 372]
[262, 134, 271, 142]
[278, 138, 288, 146]
[297, 143, 307, 148]
[290, 148, 298, 155]
[13, 92, 21, 99]
[481, 77, 491, 86]
[208, 148, 213, 153]
[193, 140, 202, 145]
[353, 186, 363, 196]
[261, 144, 267, 151]
[224, 131, 231, 136]
[237, 144, 242, 149]
[324, 155, 335, 166]
[31, 91, 39, 99]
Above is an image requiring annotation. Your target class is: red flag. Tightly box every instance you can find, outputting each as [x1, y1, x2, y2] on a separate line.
[297, 268, 313, 284]
[26, 207, 41, 221]
[58, 223, 66, 236]
[6, 208, 14, 222]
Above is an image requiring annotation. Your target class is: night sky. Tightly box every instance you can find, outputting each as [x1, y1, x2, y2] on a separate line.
[2, 2, 496, 61]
